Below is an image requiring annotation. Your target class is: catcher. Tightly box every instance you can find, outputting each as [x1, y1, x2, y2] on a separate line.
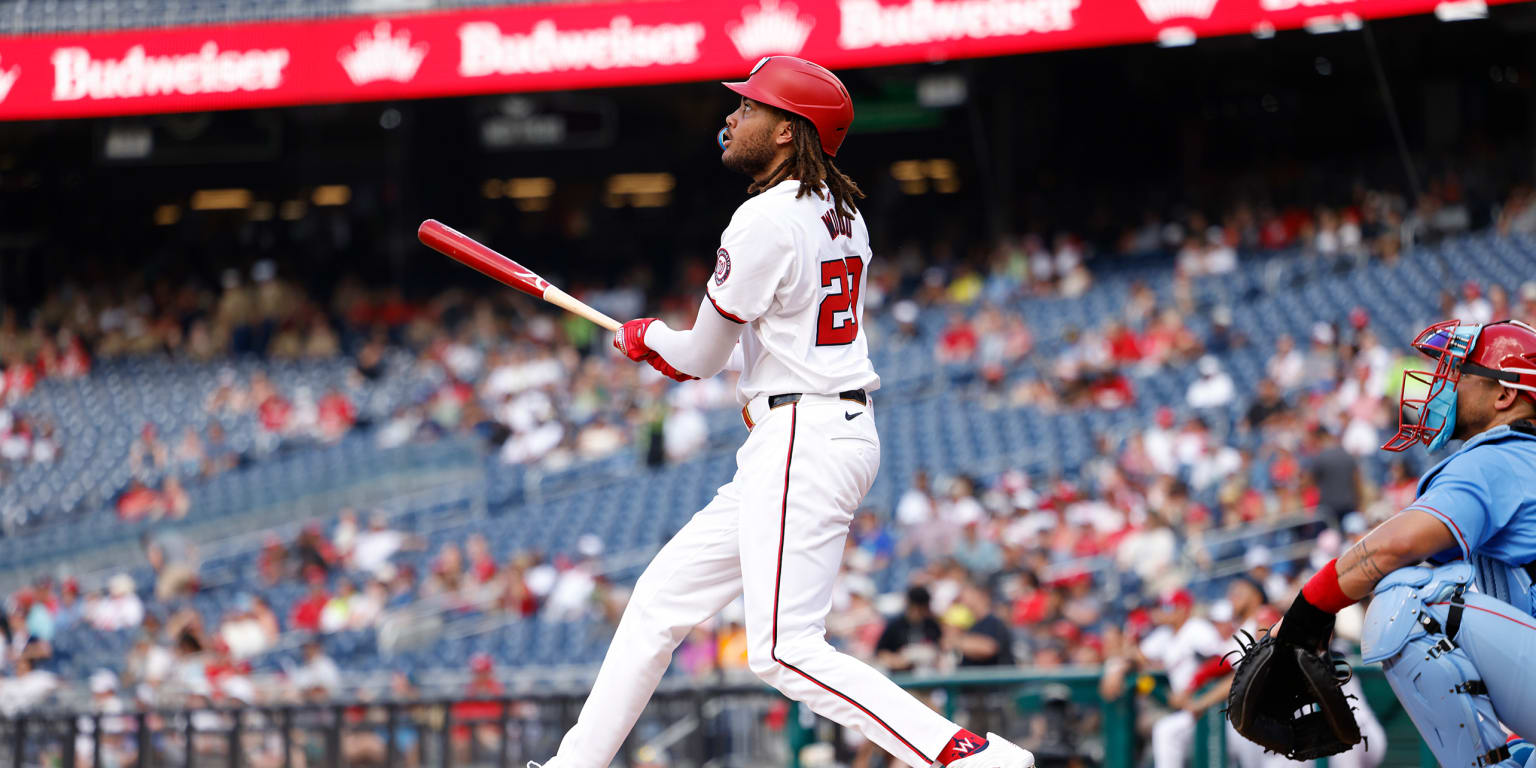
[1228, 318, 1536, 768]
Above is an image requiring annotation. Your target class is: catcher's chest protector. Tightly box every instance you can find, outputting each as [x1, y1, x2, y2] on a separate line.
[1363, 563, 1522, 768]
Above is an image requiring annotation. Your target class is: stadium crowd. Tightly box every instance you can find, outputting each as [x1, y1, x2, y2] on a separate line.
[2, 173, 1536, 767]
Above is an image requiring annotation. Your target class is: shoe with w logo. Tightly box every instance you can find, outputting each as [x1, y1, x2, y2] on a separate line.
[946, 733, 1035, 768]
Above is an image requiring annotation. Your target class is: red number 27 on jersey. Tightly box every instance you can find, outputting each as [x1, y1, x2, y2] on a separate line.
[816, 256, 864, 346]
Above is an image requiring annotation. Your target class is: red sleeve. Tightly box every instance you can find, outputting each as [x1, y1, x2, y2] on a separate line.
[1187, 655, 1233, 692]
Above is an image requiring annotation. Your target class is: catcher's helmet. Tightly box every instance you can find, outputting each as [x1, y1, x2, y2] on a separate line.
[723, 56, 854, 157]
[1383, 318, 1536, 452]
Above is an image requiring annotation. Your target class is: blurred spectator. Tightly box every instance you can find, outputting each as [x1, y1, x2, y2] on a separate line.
[91, 575, 144, 632]
[333, 508, 361, 561]
[875, 586, 942, 673]
[953, 522, 1003, 579]
[317, 388, 358, 443]
[937, 312, 979, 364]
[942, 584, 1015, 668]
[145, 530, 200, 600]
[1453, 281, 1494, 324]
[1519, 281, 1536, 321]
[129, 423, 169, 477]
[662, 407, 707, 463]
[1142, 590, 1225, 768]
[1242, 379, 1290, 432]
[320, 580, 359, 633]
[1266, 335, 1305, 392]
[847, 511, 895, 574]
[75, 669, 137, 767]
[1304, 426, 1361, 528]
[115, 480, 164, 521]
[351, 513, 410, 576]
[1186, 356, 1235, 409]
[454, 653, 506, 759]
[294, 524, 336, 577]
[0, 655, 58, 716]
[349, 580, 388, 630]
[290, 577, 330, 633]
[895, 471, 937, 545]
[220, 596, 277, 660]
[173, 426, 206, 475]
[292, 638, 341, 695]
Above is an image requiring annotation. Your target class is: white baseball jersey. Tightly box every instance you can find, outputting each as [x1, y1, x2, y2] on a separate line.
[550, 177, 974, 768]
[705, 179, 881, 404]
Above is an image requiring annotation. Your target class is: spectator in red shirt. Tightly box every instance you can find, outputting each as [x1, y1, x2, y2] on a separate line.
[466, 534, 498, 584]
[1089, 371, 1136, 410]
[2, 354, 37, 405]
[257, 533, 288, 585]
[317, 388, 356, 443]
[258, 393, 292, 434]
[116, 480, 164, 521]
[289, 574, 330, 632]
[936, 311, 979, 364]
[454, 653, 506, 759]
[1105, 321, 1143, 364]
[58, 331, 90, 378]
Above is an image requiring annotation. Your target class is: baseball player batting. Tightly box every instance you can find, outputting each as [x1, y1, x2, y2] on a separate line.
[1226, 319, 1536, 768]
[529, 56, 1034, 768]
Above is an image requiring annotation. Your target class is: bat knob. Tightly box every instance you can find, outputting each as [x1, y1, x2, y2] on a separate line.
[717, 128, 728, 151]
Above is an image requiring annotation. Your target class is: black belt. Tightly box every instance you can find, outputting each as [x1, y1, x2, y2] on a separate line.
[767, 389, 867, 409]
[1525, 560, 1536, 584]
[745, 389, 867, 430]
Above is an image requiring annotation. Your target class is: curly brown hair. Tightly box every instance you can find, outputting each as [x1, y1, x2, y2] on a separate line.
[746, 110, 864, 222]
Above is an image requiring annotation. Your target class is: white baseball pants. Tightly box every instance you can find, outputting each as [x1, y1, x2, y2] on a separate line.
[548, 395, 962, 768]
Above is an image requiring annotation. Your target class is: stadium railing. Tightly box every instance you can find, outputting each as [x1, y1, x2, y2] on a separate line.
[0, 666, 1428, 768]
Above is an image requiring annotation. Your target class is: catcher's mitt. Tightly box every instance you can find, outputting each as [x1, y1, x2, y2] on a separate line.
[1225, 627, 1362, 760]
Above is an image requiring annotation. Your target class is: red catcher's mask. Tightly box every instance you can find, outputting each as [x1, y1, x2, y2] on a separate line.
[1382, 319, 1536, 452]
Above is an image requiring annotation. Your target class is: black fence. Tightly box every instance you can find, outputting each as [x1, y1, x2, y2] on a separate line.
[0, 683, 794, 768]
[1, 667, 1431, 768]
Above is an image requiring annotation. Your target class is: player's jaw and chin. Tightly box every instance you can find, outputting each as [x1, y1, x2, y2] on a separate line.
[721, 124, 776, 179]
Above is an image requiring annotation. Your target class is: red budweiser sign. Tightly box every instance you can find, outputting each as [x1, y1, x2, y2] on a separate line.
[0, 0, 1518, 120]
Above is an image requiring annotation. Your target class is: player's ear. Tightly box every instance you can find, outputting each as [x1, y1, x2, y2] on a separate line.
[774, 118, 794, 147]
[1493, 382, 1522, 411]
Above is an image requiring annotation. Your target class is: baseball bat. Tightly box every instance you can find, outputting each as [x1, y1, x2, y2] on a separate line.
[417, 219, 622, 332]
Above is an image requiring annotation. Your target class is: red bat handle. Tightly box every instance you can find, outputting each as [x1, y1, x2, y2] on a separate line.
[417, 219, 550, 299]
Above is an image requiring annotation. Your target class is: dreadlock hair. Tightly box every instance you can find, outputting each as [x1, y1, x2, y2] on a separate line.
[746, 110, 865, 222]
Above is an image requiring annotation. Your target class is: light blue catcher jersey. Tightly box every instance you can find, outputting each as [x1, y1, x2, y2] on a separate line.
[1406, 424, 1536, 568]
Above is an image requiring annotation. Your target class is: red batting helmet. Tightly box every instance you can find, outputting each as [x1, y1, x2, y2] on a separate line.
[723, 56, 854, 157]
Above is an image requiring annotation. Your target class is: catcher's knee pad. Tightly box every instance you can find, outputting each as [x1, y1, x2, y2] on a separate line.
[1363, 564, 1511, 768]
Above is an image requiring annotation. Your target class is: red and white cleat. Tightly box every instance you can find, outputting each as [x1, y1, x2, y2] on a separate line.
[945, 733, 1036, 768]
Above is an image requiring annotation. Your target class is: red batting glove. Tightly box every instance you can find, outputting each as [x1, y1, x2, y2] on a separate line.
[613, 318, 696, 382]
[646, 355, 697, 383]
[613, 318, 657, 362]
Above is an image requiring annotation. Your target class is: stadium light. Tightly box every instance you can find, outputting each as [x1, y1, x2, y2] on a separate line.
[312, 185, 351, 206]
[505, 178, 556, 199]
[1304, 13, 1361, 33]
[249, 202, 275, 222]
[1435, 0, 1487, 20]
[190, 189, 252, 210]
[604, 174, 674, 208]
[892, 160, 961, 194]
[1156, 27, 1197, 47]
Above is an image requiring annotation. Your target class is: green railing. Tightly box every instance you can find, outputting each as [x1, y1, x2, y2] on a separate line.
[3, 664, 1433, 768]
[785, 665, 1431, 768]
